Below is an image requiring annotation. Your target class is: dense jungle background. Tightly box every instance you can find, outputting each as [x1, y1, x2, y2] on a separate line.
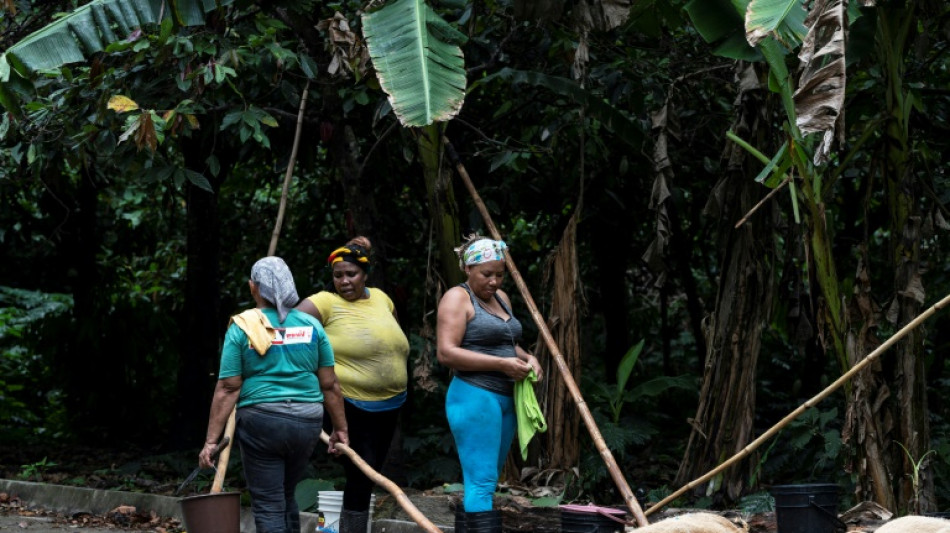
[1, 0, 950, 519]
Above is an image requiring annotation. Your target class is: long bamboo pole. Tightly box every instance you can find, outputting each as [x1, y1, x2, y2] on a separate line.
[443, 138, 649, 528]
[320, 431, 443, 533]
[269, 80, 310, 256]
[646, 291, 950, 516]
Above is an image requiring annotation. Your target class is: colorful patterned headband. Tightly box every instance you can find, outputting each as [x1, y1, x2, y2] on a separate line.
[462, 239, 507, 266]
[328, 245, 371, 270]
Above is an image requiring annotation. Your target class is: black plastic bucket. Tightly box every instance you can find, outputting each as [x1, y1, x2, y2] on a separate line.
[559, 504, 628, 533]
[770, 483, 843, 533]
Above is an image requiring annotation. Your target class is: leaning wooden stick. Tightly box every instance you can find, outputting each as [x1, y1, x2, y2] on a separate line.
[269, 79, 310, 256]
[321, 431, 443, 533]
[444, 138, 649, 528]
[646, 291, 950, 516]
[211, 409, 237, 493]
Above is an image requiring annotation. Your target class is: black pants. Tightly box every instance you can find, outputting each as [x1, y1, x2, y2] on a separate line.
[325, 400, 401, 512]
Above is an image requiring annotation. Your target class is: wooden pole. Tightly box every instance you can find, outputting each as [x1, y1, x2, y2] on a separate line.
[646, 291, 950, 516]
[210, 409, 237, 493]
[443, 138, 649, 528]
[269, 80, 310, 256]
[321, 431, 444, 533]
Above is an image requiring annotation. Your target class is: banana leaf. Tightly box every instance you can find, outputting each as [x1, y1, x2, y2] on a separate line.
[745, 0, 807, 47]
[361, 0, 467, 127]
[2, 0, 233, 81]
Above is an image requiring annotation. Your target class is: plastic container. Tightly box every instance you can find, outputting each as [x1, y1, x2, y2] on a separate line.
[179, 492, 242, 533]
[559, 503, 628, 533]
[770, 483, 843, 533]
[315, 491, 376, 533]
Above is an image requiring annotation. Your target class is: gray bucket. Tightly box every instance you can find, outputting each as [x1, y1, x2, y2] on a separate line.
[179, 492, 242, 533]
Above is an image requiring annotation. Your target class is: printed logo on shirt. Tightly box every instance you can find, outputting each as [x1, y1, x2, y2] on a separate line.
[272, 327, 313, 345]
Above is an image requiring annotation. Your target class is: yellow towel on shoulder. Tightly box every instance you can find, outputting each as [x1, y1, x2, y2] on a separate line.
[514, 369, 547, 460]
[231, 309, 274, 356]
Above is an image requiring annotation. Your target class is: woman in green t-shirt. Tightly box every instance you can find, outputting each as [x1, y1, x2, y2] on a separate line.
[200, 256, 348, 533]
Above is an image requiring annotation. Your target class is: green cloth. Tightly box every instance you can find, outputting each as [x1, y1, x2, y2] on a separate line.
[514, 369, 547, 460]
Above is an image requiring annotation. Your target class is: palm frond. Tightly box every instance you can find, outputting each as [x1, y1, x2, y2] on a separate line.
[361, 0, 467, 127]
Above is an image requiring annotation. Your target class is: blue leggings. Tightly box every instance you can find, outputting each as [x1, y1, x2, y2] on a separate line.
[446, 378, 516, 512]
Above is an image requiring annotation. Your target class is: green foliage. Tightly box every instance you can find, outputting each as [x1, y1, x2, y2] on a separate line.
[738, 491, 774, 514]
[402, 425, 461, 487]
[19, 457, 56, 481]
[759, 407, 844, 484]
[361, 0, 467, 126]
[295, 478, 337, 513]
[0, 287, 72, 440]
[897, 441, 936, 514]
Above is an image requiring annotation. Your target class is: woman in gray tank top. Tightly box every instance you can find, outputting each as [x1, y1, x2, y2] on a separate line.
[437, 236, 543, 533]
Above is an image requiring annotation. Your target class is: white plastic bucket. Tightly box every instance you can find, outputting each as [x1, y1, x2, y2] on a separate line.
[315, 491, 375, 533]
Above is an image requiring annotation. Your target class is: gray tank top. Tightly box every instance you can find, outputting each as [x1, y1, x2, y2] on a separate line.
[456, 283, 523, 396]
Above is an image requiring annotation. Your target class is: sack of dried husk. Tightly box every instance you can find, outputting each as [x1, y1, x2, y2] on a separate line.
[635, 512, 746, 532]
[875, 515, 950, 532]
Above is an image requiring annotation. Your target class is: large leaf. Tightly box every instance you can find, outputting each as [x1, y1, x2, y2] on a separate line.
[361, 0, 468, 127]
[1, 0, 233, 80]
[684, 0, 760, 61]
[793, 0, 846, 165]
[745, 0, 807, 47]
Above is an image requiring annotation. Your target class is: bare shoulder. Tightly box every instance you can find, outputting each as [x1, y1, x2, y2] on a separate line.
[440, 286, 470, 306]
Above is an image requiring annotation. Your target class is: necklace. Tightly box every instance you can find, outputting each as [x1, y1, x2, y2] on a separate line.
[476, 293, 510, 321]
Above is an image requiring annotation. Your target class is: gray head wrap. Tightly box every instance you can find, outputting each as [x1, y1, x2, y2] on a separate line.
[250, 257, 299, 324]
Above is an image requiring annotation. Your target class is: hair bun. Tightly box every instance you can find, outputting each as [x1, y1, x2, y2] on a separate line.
[347, 236, 372, 252]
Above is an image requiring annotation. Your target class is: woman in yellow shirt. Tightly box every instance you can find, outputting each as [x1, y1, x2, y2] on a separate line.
[297, 236, 409, 533]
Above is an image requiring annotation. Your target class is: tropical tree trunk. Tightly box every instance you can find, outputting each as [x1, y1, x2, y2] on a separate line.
[535, 213, 583, 471]
[843, 246, 897, 511]
[879, 3, 932, 510]
[418, 126, 464, 288]
[675, 64, 776, 501]
[330, 124, 389, 291]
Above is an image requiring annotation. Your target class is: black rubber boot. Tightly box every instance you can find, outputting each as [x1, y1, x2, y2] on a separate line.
[455, 507, 466, 533]
[464, 510, 502, 533]
[340, 510, 370, 533]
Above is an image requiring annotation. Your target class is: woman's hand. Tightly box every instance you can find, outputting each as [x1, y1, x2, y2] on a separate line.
[328, 428, 349, 455]
[198, 441, 219, 469]
[503, 357, 533, 381]
[525, 354, 543, 381]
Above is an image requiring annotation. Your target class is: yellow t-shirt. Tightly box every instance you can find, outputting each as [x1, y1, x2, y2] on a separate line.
[308, 288, 409, 401]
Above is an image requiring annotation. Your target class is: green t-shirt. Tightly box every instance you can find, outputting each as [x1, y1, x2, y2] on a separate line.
[218, 308, 334, 408]
[308, 288, 409, 401]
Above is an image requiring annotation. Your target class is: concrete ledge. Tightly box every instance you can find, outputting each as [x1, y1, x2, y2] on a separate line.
[0, 480, 448, 533]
